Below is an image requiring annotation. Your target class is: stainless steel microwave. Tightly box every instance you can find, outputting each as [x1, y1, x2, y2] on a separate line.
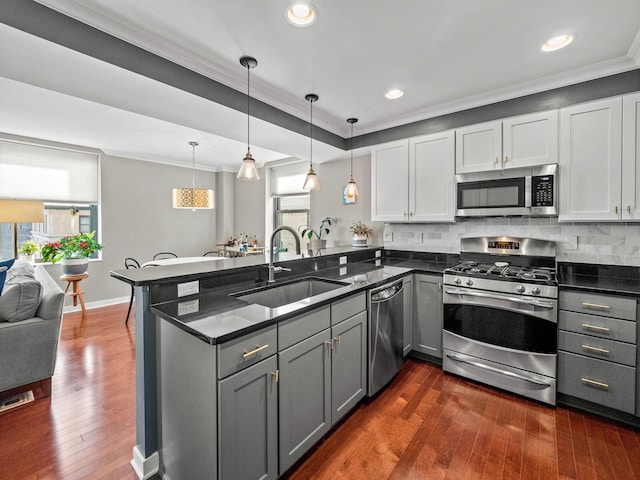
[455, 164, 557, 217]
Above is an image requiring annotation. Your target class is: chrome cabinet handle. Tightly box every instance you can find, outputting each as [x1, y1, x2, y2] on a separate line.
[581, 323, 610, 332]
[243, 344, 269, 358]
[581, 377, 609, 389]
[615, 205, 619, 214]
[581, 344, 610, 354]
[628, 205, 632, 214]
[582, 302, 610, 310]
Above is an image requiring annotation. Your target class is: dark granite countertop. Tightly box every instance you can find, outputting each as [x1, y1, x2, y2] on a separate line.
[558, 262, 640, 297]
[151, 263, 412, 344]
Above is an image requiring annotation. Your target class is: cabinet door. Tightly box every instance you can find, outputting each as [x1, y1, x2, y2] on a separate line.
[331, 311, 367, 425]
[412, 274, 443, 358]
[279, 329, 331, 473]
[502, 110, 558, 169]
[402, 275, 414, 356]
[410, 131, 456, 222]
[559, 97, 623, 221]
[218, 356, 278, 480]
[622, 92, 640, 220]
[455, 121, 502, 173]
[371, 140, 409, 222]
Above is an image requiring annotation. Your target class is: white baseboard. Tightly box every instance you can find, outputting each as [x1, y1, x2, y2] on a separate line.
[63, 296, 130, 314]
[131, 445, 159, 480]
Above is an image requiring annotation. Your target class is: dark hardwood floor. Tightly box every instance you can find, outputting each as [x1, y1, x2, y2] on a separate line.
[1, 303, 639, 480]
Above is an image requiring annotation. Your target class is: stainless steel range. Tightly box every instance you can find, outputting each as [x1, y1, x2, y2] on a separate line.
[442, 236, 558, 405]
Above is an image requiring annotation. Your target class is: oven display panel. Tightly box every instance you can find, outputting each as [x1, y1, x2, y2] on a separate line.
[487, 240, 520, 250]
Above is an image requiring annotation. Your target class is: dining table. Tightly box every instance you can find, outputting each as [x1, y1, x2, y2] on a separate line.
[141, 256, 227, 267]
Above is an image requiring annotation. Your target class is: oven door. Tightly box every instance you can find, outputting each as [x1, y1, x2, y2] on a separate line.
[443, 286, 557, 354]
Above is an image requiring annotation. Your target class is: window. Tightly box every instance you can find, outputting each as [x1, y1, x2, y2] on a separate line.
[1, 203, 100, 260]
[273, 195, 309, 252]
[0, 137, 101, 259]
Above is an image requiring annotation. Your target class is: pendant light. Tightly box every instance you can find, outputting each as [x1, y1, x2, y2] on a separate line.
[172, 141, 214, 210]
[344, 117, 358, 199]
[237, 56, 260, 180]
[302, 93, 320, 190]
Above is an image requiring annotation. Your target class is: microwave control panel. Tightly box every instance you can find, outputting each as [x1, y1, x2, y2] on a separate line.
[531, 174, 554, 207]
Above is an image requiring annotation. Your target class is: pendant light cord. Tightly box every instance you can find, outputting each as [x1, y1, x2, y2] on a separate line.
[191, 141, 197, 191]
[350, 121, 354, 176]
[246, 63, 251, 154]
[309, 99, 313, 168]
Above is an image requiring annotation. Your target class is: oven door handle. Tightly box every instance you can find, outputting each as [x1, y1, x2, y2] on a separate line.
[446, 354, 552, 387]
[444, 287, 555, 309]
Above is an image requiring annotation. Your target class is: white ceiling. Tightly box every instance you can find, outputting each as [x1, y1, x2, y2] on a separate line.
[1, 0, 639, 171]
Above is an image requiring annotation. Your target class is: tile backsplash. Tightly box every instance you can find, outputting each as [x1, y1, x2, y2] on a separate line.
[383, 218, 640, 266]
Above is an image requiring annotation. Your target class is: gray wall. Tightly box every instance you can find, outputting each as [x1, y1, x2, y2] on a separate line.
[310, 154, 381, 247]
[44, 154, 217, 305]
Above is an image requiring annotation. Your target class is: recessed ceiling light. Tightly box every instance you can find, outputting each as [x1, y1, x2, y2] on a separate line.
[286, 3, 317, 27]
[541, 34, 574, 52]
[385, 89, 404, 100]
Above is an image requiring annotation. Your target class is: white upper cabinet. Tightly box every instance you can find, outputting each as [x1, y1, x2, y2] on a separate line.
[371, 131, 455, 223]
[371, 140, 409, 222]
[622, 92, 640, 220]
[559, 97, 623, 222]
[455, 111, 558, 173]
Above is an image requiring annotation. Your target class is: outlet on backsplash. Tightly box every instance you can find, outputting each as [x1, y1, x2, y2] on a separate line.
[566, 236, 578, 250]
[412, 232, 423, 243]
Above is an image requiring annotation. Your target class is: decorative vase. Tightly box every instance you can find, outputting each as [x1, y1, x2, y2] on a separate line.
[19, 254, 35, 264]
[61, 258, 89, 275]
[309, 239, 327, 250]
[352, 234, 368, 248]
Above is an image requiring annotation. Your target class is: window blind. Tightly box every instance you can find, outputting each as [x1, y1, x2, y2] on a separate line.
[270, 162, 307, 195]
[0, 139, 99, 203]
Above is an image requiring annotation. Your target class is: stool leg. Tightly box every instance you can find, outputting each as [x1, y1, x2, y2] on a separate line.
[75, 281, 87, 318]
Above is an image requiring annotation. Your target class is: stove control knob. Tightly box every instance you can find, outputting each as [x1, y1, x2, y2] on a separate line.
[454, 278, 462, 285]
[516, 285, 525, 293]
[465, 279, 473, 286]
[531, 287, 541, 295]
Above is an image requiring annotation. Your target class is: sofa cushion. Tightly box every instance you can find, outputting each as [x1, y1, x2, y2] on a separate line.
[0, 258, 16, 294]
[0, 276, 42, 323]
[6, 259, 35, 282]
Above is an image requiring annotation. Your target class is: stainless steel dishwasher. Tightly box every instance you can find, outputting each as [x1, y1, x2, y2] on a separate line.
[368, 278, 405, 396]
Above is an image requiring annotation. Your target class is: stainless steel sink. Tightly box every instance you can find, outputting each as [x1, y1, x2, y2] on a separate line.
[233, 277, 349, 308]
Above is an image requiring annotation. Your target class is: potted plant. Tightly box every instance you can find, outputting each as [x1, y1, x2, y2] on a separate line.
[41, 231, 102, 275]
[349, 221, 373, 247]
[299, 217, 336, 250]
[18, 240, 39, 263]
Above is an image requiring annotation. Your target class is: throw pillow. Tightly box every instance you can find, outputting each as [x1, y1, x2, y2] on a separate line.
[0, 276, 42, 323]
[0, 258, 16, 295]
[5, 259, 35, 282]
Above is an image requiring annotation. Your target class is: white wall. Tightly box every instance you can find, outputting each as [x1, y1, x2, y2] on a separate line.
[235, 167, 266, 245]
[310, 154, 382, 247]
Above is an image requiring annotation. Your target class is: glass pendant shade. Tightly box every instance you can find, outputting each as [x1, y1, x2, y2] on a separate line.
[345, 177, 358, 198]
[303, 166, 320, 190]
[237, 151, 260, 180]
[302, 93, 320, 190]
[173, 141, 214, 210]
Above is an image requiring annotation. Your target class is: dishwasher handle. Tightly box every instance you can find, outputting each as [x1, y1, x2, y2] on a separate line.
[371, 280, 404, 303]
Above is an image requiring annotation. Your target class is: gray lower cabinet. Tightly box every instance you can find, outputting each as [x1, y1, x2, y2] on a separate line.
[331, 311, 367, 424]
[218, 356, 278, 480]
[403, 275, 414, 356]
[412, 273, 443, 358]
[278, 329, 332, 473]
[558, 290, 637, 415]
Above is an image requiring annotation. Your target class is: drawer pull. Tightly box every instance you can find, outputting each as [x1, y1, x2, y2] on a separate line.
[242, 344, 269, 358]
[582, 302, 610, 310]
[580, 377, 609, 389]
[581, 323, 610, 332]
[581, 344, 610, 354]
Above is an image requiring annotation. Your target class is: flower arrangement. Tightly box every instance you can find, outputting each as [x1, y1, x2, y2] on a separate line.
[299, 217, 336, 240]
[41, 231, 102, 264]
[349, 221, 373, 237]
[18, 240, 39, 256]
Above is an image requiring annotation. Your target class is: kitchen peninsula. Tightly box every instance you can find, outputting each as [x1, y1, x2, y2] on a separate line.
[111, 246, 455, 479]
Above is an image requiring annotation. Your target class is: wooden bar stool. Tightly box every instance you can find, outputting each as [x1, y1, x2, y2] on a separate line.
[60, 273, 89, 318]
